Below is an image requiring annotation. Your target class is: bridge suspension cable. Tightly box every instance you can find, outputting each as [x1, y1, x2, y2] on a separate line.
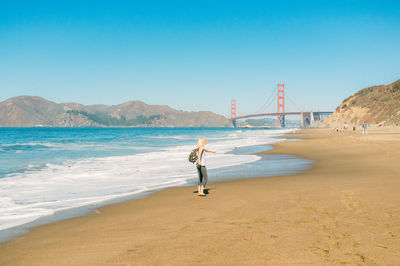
[286, 93, 305, 112]
[251, 87, 277, 115]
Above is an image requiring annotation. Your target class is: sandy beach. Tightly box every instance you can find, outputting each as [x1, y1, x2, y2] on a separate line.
[0, 128, 399, 265]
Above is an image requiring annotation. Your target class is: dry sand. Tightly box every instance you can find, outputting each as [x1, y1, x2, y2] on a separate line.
[0, 128, 399, 265]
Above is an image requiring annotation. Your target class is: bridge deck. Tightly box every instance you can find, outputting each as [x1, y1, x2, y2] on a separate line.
[234, 111, 333, 120]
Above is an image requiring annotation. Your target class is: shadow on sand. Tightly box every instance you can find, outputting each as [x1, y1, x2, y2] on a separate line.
[192, 188, 214, 195]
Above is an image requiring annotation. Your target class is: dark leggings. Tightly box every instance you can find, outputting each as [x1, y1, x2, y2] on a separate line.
[196, 165, 208, 187]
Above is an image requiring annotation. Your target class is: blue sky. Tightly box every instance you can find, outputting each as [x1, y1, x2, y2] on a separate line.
[1, 0, 399, 117]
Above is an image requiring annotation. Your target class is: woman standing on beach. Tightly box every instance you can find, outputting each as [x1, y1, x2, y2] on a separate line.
[196, 138, 216, 196]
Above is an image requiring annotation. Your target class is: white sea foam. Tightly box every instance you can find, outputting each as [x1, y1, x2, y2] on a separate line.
[146, 135, 193, 140]
[1, 141, 115, 152]
[2, 142, 60, 148]
[0, 128, 294, 231]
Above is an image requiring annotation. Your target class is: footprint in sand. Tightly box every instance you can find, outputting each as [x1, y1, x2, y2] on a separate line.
[340, 191, 361, 213]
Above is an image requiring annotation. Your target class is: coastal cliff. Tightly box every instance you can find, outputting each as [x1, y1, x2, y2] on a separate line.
[0, 96, 230, 127]
[324, 79, 400, 127]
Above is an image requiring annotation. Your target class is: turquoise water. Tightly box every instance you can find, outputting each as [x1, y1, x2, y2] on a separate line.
[0, 127, 233, 177]
[0, 127, 309, 234]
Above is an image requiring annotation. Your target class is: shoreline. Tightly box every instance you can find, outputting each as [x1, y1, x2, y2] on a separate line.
[0, 131, 308, 243]
[0, 128, 399, 264]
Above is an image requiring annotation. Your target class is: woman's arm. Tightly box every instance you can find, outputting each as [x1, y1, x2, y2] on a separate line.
[205, 149, 216, 153]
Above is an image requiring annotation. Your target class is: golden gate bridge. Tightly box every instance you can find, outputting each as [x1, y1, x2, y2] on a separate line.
[230, 83, 333, 127]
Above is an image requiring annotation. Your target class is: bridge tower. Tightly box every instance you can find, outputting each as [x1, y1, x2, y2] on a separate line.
[277, 83, 285, 127]
[230, 100, 237, 127]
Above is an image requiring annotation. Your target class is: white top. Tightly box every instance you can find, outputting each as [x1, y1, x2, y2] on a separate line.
[197, 149, 206, 166]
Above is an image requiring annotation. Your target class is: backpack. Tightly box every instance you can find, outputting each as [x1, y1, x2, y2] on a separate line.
[188, 148, 199, 163]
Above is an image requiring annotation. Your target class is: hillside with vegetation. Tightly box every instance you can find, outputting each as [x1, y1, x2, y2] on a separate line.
[324, 79, 400, 127]
[0, 96, 230, 127]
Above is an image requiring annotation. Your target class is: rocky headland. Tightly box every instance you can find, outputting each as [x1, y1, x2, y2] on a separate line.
[324, 79, 400, 127]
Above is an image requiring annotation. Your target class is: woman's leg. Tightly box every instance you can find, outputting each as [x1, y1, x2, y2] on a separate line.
[196, 165, 203, 194]
[201, 166, 208, 190]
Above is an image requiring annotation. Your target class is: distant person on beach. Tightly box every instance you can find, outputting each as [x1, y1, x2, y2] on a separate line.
[196, 138, 216, 196]
[362, 121, 368, 135]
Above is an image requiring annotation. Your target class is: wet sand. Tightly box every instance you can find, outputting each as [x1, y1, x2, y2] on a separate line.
[0, 128, 399, 265]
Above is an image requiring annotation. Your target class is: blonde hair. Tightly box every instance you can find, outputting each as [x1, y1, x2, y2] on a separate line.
[197, 138, 207, 148]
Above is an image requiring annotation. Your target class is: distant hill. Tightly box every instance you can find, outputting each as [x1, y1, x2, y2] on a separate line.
[324, 79, 400, 127]
[0, 96, 230, 127]
[243, 118, 300, 127]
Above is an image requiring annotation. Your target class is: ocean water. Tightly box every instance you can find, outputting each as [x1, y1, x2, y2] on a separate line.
[0, 127, 308, 236]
